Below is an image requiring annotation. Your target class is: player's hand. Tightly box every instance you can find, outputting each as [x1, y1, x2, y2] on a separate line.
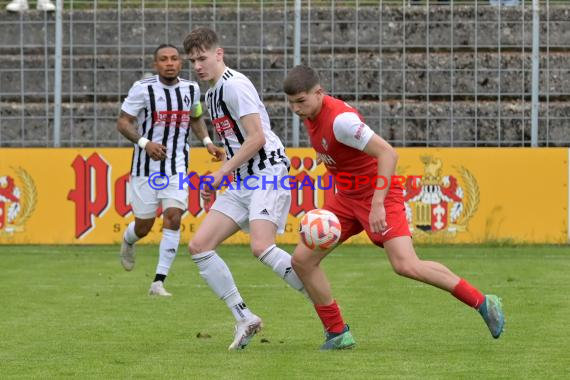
[200, 188, 213, 202]
[316, 155, 322, 165]
[200, 170, 224, 203]
[145, 142, 167, 161]
[200, 169, 229, 205]
[369, 202, 387, 233]
[209, 170, 225, 190]
[206, 143, 225, 162]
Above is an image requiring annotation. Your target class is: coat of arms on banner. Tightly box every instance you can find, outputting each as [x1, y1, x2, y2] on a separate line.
[403, 156, 479, 236]
[0, 167, 37, 235]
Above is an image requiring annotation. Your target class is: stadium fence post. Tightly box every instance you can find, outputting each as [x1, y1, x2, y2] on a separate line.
[531, 0, 540, 147]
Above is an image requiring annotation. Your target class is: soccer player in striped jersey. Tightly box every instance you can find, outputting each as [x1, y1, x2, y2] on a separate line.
[183, 27, 306, 350]
[117, 44, 223, 297]
[283, 65, 505, 349]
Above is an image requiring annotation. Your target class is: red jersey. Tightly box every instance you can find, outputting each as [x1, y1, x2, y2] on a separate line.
[304, 95, 378, 198]
[305, 96, 410, 246]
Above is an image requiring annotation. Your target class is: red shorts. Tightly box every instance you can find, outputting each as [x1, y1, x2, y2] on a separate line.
[323, 187, 411, 247]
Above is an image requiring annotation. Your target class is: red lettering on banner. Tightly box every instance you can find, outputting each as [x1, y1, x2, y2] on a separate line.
[67, 153, 111, 239]
[186, 171, 218, 217]
[289, 171, 317, 217]
[322, 175, 337, 207]
[187, 172, 203, 217]
[114, 173, 132, 217]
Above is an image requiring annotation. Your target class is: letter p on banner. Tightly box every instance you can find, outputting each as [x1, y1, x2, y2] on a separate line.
[67, 153, 111, 239]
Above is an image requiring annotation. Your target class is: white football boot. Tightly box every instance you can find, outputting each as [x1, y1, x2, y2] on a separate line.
[120, 239, 135, 271]
[148, 281, 172, 297]
[228, 315, 263, 350]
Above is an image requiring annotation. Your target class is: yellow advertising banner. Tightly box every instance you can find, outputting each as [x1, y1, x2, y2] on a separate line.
[0, 148, 567, 244]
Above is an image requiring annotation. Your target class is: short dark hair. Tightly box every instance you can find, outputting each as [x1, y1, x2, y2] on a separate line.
[283, 65, 320, 95]
[153, 44, 179, 60]
[183, 27, 219, 54]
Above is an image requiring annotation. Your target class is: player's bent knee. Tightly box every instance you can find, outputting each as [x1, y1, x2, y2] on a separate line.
[250, 242, 273, 258]
[291, 254, 309, 273]
[162, 211, 182, 230]
[188, 239, 208, 256]
[134, 225, 152, 238]
[165, 219, 181, 231]
[392, 261, 420, 279]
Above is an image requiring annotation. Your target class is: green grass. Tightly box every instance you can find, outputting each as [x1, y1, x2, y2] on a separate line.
[0, 244, 568, 379]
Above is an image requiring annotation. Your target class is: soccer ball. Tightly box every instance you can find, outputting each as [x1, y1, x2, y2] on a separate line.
[299, 209, 342, 251]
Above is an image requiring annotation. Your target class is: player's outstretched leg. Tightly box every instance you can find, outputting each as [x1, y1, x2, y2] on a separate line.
[384, 236, 505, 339]
[292, 243, 356, 350]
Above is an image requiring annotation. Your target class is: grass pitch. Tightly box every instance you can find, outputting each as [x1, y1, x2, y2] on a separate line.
[0, 244, 568, 379]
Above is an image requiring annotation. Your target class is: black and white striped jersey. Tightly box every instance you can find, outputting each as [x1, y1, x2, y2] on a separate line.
[205, 68, 289, 179]
[121, 75, 202, 177]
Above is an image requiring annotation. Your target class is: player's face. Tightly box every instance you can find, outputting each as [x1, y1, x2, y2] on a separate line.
[286, 86, 324, 120]
[154, 47, 182, 83]
[187, 47, 224, 82]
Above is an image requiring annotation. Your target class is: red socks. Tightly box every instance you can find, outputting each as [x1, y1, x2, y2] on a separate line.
[452, 278, 486, 309]
[315, 300, 345, 333]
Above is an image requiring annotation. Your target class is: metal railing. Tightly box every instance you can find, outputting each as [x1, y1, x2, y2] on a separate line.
[0, 1, 568, 147]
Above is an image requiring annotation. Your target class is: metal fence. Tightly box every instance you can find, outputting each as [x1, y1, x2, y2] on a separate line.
[0, 0, 568, 147]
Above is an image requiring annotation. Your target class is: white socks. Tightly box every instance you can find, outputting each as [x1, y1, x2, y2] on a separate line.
[156, 228, 180, 276]
[192, 250, 253, 321]
[124, 223, 179, 278]
[258, 244, 307, 295]
[123, 222, 140, 245]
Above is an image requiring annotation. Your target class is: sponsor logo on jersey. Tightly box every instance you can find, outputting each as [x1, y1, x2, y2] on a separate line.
[153, 110, 190, 124]
[212, 115, 235, 136]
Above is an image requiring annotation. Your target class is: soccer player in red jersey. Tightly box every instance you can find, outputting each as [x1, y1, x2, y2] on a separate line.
[283, 65, 505, 350]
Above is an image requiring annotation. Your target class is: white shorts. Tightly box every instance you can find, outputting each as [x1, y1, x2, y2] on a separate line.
[210, 164, 291, 234]
[130, 174, 188, 219]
